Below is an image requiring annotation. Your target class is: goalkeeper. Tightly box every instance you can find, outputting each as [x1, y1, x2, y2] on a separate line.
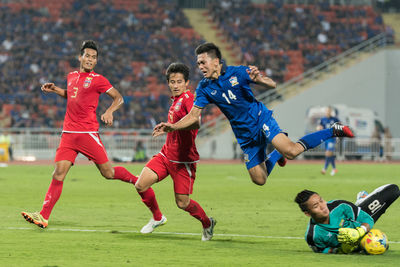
[295, 184, 400, 253]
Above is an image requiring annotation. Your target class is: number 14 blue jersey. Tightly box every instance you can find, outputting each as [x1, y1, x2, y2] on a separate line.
[194, 65, 273, 146]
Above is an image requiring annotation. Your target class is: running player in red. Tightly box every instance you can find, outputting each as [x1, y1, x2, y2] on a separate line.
[134, 62, 216, 241]
[21, 40, 145, 228]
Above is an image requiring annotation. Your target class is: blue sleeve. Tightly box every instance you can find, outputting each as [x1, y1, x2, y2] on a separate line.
[237, 65, 253, 84]
[193, 83, 209, 109]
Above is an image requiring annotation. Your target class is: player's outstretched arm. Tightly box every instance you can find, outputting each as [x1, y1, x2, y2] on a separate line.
[101, 87, 124, 127]
[247, 65, 276, 89]
[41, 83, 67, 98]
[152, 106, 201, 137]
[337, 224, 369, 245]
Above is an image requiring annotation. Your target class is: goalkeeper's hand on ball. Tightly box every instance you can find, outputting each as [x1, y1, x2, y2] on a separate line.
[338, 227, 366, 245]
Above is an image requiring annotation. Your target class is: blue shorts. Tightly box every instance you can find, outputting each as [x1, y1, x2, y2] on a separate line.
[242, 116, 282, 170]
[325, 139, 336, 151]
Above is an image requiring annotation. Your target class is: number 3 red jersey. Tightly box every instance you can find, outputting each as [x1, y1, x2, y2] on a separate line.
[160, 91, 199, 163]
[63, 71, 113, 132]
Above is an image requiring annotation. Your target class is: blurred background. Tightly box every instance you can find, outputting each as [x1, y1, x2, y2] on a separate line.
[0, 0, 399, 162]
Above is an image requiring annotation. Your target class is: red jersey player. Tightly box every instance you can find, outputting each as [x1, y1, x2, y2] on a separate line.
[21, 40, 144, 228]
[134, 62, 216, 241]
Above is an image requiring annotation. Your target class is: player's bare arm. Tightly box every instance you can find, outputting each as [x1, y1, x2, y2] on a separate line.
[247, 65, 276, 89]
[41, 83, 67, 98]
[101, 87, 124, 127]
[153, 106, 201, 137]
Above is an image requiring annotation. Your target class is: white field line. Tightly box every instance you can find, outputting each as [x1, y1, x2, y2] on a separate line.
[3, 227, 400, 244]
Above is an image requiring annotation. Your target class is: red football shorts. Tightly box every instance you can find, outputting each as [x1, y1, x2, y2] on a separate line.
[55, 132, 109, 164]
[146, 153, 197, 195]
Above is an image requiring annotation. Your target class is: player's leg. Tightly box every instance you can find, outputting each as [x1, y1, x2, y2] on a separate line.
[246, 118, 286, 184]
[297, 122, 353, 152]
[321, 150, 329, 175]
[77, 132, 138, 183]
[21, 142, 76, 228]
[136, 155, 168, 233]
[322, 145, 334, 174]
[246, 145, 286, 185]
[172, 162, 216, 241]
[356, 184, 400, 222]
[271, 123, 353, 160]
[325, 140, 337, 176]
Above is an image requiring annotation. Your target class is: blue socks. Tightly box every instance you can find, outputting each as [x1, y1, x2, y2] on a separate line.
[324, 157, 330, 170]
[331, 156, 336, 169]
[323, 156, 336, 170]
[297, 129, 333, 151]
[265, 149, 282, 175]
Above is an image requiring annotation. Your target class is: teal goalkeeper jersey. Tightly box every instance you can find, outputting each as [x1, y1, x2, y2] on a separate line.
[305, 200, 374, 253]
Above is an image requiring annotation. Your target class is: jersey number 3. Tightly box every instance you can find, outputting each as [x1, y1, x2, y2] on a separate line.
[71, 87, 78, 98]
[222, 90, 237, 104]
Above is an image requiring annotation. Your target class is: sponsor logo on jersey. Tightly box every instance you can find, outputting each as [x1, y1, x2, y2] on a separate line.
[229, 76, 239, 87]
[211, 90, 217, 95]
[83, 77, 93, 88]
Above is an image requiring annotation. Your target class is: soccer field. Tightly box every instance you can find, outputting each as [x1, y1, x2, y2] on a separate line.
[1, 162, 399, 266]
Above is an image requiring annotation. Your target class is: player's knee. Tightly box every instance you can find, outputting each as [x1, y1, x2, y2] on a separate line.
[282, 147, 299, 160]
[175, 198, 190, 209]
[251, 174, 267, 186]
[52, 171, 66, 181]
[135, 182, 148, 193]
[252, 179, 266, 186]
[101, 169, 114, 180]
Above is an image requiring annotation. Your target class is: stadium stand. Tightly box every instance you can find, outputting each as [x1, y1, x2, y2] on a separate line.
[207, 0, 392, 85]
[0, 0, 394, 129]
[0, 0, 204, 129]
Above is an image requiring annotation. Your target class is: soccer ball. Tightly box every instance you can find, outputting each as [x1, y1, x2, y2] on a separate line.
[360, 229, 389, 255]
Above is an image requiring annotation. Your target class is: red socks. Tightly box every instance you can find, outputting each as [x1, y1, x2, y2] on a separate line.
[139, 188, 163, 221]
[113, 166, 138, 184]
[40, 179, 63, 220]
[114, 166, 162, 221]
[184, 199, 211, 228]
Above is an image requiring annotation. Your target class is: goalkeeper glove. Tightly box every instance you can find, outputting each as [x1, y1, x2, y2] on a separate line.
[337, 227, 366, 245]
[338, 242, 358, 254]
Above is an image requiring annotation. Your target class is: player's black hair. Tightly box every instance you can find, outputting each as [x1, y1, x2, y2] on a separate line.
[295, 190, 318, 212]
[195, 42, 222, 61]
[80, 40, 98, 56]
[166, 62, 190, 82]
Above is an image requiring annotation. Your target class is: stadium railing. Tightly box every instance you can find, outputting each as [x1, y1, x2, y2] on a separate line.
[2, 128, 165, 161]
[1, 128, 399, 161]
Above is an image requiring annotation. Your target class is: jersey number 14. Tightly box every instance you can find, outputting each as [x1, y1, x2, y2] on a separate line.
[222, 90, 237, 104]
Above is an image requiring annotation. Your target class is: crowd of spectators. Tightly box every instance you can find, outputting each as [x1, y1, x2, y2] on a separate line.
[0, 0, 204, 129]
[208, 0, 393, 84]
[0, 0, 395, 129]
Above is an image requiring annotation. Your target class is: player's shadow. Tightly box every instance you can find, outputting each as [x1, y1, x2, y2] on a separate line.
[113, 231, 265, 244]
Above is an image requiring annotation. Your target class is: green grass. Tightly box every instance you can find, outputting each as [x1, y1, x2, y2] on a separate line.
[0, 162, 399, 266]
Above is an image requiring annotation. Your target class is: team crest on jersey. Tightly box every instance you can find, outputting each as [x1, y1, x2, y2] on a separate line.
[229, 76, 239, 87]
[175, 101, 182, 111]
[83, 77, 93, 88]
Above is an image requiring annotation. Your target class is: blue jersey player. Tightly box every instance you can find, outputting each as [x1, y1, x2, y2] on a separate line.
[295, 184, 400, 253]
[318, 107, 340, 176]
[153, 43, 354, 186]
